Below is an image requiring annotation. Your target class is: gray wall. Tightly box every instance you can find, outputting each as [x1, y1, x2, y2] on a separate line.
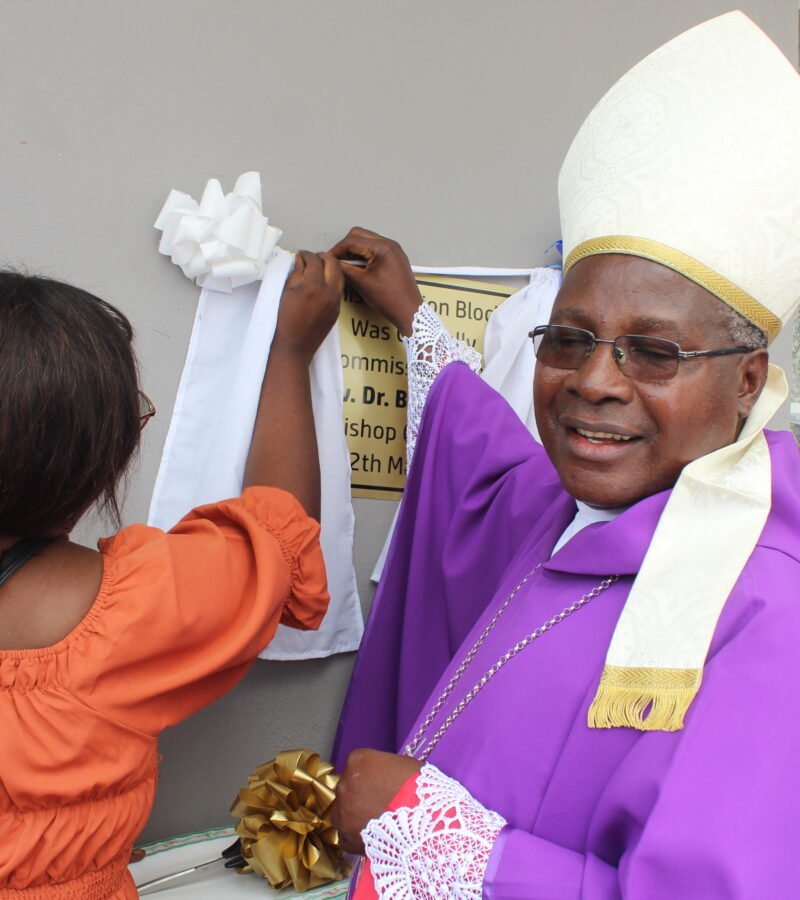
[0, 0, 796, 842]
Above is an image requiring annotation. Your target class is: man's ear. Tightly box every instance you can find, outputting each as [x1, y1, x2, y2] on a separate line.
[737, 348, 769, 422]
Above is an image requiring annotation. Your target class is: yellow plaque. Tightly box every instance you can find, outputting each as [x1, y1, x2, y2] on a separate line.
[339, 274, 516, 499]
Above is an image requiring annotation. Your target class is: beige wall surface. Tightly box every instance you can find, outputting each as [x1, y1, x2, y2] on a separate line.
[0, 0, 796, 842]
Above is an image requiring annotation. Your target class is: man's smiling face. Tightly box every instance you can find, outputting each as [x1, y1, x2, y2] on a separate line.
[534, 254, 767, 508]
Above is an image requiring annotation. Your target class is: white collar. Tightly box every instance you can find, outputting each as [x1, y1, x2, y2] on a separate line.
[551, 501, 624, 557]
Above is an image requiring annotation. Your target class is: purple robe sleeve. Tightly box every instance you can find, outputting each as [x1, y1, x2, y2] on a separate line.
[333, 363, 565, 766]
[482, 549, 800, 899]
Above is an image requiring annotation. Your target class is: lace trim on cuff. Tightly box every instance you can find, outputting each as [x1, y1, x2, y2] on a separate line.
[402, 304, 482, 466]
[361, 763, 506, 900]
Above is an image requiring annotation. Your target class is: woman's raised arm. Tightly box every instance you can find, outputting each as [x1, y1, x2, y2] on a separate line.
[243, 250, 342, 519]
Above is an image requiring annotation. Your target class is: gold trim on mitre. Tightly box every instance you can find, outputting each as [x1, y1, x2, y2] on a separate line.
[563, 236, 782, 343]
[588, 665, 703, 732]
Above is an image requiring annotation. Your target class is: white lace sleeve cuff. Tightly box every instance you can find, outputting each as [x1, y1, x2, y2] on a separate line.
[361, 763, 507, 900]
[402, 303, 482, 466]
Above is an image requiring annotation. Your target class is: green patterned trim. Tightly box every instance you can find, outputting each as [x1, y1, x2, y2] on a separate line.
[135, 825, 235, 856]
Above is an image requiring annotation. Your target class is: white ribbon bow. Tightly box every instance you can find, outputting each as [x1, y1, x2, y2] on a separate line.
[154, 172, 283, 293]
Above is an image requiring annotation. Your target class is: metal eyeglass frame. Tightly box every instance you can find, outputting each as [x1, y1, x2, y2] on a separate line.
[528, 324, 753, 380]
[138, 390, 156, 429]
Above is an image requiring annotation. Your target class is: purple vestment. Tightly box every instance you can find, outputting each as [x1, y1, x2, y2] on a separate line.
[334, 363, 800, 899]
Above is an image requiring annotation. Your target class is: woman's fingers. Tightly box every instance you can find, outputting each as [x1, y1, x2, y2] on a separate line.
[321, 253, 344, 303]
[319, 250, 344, 290]
[287, 251, 342, 301]
[272, 250, 342, 362]
[284, 250, 307, 288]
[296, 249, 323, 282]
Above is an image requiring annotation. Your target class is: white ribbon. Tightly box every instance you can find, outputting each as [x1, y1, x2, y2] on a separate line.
[154, 172, 283, 293]
[151, 173, 363, 659]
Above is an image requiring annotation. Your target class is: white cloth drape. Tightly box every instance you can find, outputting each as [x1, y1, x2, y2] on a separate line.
[148, 248, 363, 659]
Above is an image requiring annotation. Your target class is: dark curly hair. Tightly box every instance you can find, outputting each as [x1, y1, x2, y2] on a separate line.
[0, 272, 141, 536]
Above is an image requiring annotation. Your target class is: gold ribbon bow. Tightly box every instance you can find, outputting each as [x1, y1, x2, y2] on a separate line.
[230, 749, 350, 892]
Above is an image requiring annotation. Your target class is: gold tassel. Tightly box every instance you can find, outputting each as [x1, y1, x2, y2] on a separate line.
[587, 665, 702, 732]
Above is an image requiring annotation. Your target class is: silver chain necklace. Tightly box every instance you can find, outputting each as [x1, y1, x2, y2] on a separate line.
[403, 565, 619, 761]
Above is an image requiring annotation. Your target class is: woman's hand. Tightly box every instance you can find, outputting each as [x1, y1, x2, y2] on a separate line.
[272, 250, 343, 363]
[330, 227, 422, 336]
[334, 748, 423, 855]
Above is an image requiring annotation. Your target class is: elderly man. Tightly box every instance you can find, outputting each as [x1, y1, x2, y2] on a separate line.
[330, 11, 800, 900]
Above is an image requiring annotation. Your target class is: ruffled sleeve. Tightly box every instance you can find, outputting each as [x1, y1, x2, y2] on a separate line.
[358, 765, 506, 900]
[74, 486, 329, 735]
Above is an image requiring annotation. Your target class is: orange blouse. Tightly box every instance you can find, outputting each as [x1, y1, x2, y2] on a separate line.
[0, 487, 329, 900]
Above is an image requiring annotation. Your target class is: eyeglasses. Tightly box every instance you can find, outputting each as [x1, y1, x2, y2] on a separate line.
[138, 390, 156, 429]
[529, 324, 753, 384]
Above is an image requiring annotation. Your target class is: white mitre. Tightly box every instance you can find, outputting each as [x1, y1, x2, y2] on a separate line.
[556, 12, 800, 732]
[560, 10, 800, 341]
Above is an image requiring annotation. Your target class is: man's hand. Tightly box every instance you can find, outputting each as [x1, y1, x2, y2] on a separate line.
[273, 250, 343, 364]
[334, 748, 423, 855]
[330, 227, 422, 336]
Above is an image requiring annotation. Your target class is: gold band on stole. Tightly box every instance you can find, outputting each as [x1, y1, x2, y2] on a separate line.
[588, 665, 703, 732]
